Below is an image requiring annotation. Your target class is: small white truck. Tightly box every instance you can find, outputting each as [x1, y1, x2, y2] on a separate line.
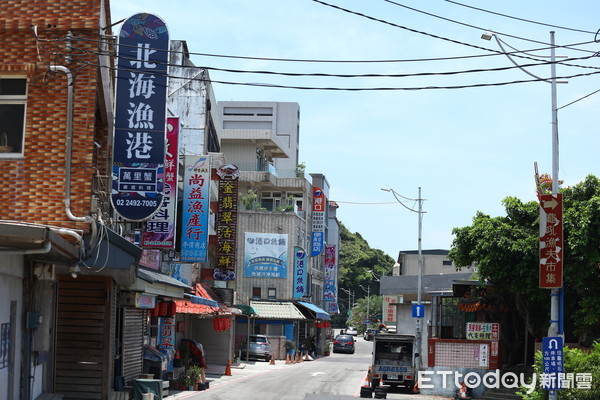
[370, 333, 419, 391]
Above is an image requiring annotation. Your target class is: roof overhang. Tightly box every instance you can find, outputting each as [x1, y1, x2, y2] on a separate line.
[0, 221, 79, 263]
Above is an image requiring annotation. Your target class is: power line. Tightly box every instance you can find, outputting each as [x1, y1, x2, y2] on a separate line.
[444, 0, 597, 35]
[310, 0, 597, 60]
[381, 0, 587, 49]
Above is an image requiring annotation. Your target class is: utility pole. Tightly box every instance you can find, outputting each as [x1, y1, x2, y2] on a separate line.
[381, 187, 425, 371]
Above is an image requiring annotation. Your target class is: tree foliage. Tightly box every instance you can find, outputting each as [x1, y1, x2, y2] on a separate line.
[333, 221, 395, 329]
[449, 175, 600, 352]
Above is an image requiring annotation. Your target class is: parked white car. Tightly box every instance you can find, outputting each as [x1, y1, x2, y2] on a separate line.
[345, 326, 358, 336]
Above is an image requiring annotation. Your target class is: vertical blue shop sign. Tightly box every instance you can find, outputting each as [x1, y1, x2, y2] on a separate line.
[293, 247, 307, 299]
[111, 13, 169, 221]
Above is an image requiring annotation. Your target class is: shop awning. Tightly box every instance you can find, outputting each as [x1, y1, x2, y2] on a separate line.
[137, 268, 191, 289]
[295, 301, 331, 320]
[175, 283, 231, 316]
[233, 304, 257, 315]
[186, 294, 218, 308]
[250, 301, 306, 320]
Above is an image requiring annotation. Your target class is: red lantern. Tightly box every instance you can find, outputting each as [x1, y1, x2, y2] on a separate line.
[150, 303, 160, 317]
[159, 302, 168, 316]
[167, 301, 177, 316]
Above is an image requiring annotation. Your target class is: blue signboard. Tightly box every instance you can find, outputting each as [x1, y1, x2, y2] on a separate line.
[111, 13, 169, 221]
[293, 247, 307, 298]
[542, 336, 564, 392]
[412, 304, 424, 318]
[180, 156, 210, 262]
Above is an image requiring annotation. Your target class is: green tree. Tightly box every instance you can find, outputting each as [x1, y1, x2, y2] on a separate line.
[517, 342, 600, 400]
[347, 295, 384, 333]
[336, 221, 395, 328]
[449, 175, 600, 365]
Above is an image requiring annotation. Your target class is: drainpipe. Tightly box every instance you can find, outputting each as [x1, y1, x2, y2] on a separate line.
[49, 65, 93, 225]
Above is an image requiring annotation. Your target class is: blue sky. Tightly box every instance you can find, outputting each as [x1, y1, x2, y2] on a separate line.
[111, 1, 600, 260]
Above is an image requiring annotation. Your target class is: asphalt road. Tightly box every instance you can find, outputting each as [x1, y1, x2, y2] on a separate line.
[167, 336, 452, 400]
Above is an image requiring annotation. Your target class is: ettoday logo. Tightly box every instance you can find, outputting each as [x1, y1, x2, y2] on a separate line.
[418, 370, 593, 393]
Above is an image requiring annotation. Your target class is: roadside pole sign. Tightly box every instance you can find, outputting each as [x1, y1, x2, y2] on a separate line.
[412, 304, 424, 318]
[539, 193, 563, 288]
[542, 336, 564, 393]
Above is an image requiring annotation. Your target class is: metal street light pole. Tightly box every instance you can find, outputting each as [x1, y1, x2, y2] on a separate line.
[359, 284, 370, 328]
[381, 187, 425, 371]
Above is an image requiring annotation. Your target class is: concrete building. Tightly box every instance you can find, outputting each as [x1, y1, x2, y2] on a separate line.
[217, 101, 335, 351]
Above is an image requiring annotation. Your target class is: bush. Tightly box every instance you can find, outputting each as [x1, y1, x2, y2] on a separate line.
[518, 342, 600, 399]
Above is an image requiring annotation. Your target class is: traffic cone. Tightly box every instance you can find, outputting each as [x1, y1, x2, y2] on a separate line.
[412, 379, 420, 394]
[304, 352, 310, 361]
[224, 360, 232, 376]
[270, 355, 275, 365]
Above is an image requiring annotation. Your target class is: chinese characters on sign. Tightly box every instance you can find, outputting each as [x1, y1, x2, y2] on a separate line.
[158, 317, 175, 353]
[311, 187, 325, 256]
[215, 164, 240, 280]
[539, 193, 563, 288]
[293, 247, 307, 298]
[180, 156, 210, 262]
[323, 244, 336, 302]
[542, 336, 564, 392]
[111, 13, 169, 221]
[142, 117, 180, 248]
[244, 232, 288, 278]
[465, 322, 500, 341]
[383, 296, 398, 326]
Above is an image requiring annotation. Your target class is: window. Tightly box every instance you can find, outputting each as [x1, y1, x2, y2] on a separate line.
[443, 260, 453, 266]
[0, 78, 27, 156]
[252, 287, 261, 299]
[267, 288, 276, 300]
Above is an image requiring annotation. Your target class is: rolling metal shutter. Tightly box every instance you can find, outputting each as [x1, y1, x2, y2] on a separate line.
[122, 308, 145, 383]
[55, 275, 113, 400]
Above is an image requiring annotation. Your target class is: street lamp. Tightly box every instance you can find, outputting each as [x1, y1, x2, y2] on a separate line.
[358, 284, 370, 328]
[381, 186, 426, 370]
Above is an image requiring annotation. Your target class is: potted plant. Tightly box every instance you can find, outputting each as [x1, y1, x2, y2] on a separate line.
[181, 371, 194, 391]
[189, 364, 203, 389]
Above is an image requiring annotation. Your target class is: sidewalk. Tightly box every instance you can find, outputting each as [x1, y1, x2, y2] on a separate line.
[164, 358, 453, 400]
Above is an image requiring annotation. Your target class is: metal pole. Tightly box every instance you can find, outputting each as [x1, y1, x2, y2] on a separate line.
[548, 30, 561, 400]
[416, 186, 423, 370]
[367, 285, 370, 328]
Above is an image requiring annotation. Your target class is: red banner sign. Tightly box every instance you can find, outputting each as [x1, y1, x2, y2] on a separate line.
[539, 193, 563, 288]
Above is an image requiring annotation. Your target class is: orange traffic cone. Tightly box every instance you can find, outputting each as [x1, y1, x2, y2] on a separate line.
[224, 360, 232, 376]
[270, 355, 275, 365]
[412, 379, 420, 394]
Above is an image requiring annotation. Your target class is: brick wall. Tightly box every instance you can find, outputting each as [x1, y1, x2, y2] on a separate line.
[0, 0, 110, 232]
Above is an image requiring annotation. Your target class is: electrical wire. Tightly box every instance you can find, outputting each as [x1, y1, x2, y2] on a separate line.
[77, 24, 599, 65]
[381, 0, 595, 51]
[443, 0, 597, 35]
[64, 39, 600, 85]
[310, 0, 597, 60]
[77, 58, 600, 91]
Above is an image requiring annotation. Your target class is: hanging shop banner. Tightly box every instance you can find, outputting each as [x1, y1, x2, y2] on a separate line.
[244, 232, 288, 278]
[139, 249, 161, 270]
[383, 295, 399, 328]
[323, 244, 336, 302]
[161, 262, 193, 286]
[215, 164, 240, 280]
[111, 13, 169, 221]
[142, 117, 180, 248]
[293, 247, 307, 298]
[311, 186, 325, 256]
[180, 156, 211, 262]
[158, 316, 175, 352]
